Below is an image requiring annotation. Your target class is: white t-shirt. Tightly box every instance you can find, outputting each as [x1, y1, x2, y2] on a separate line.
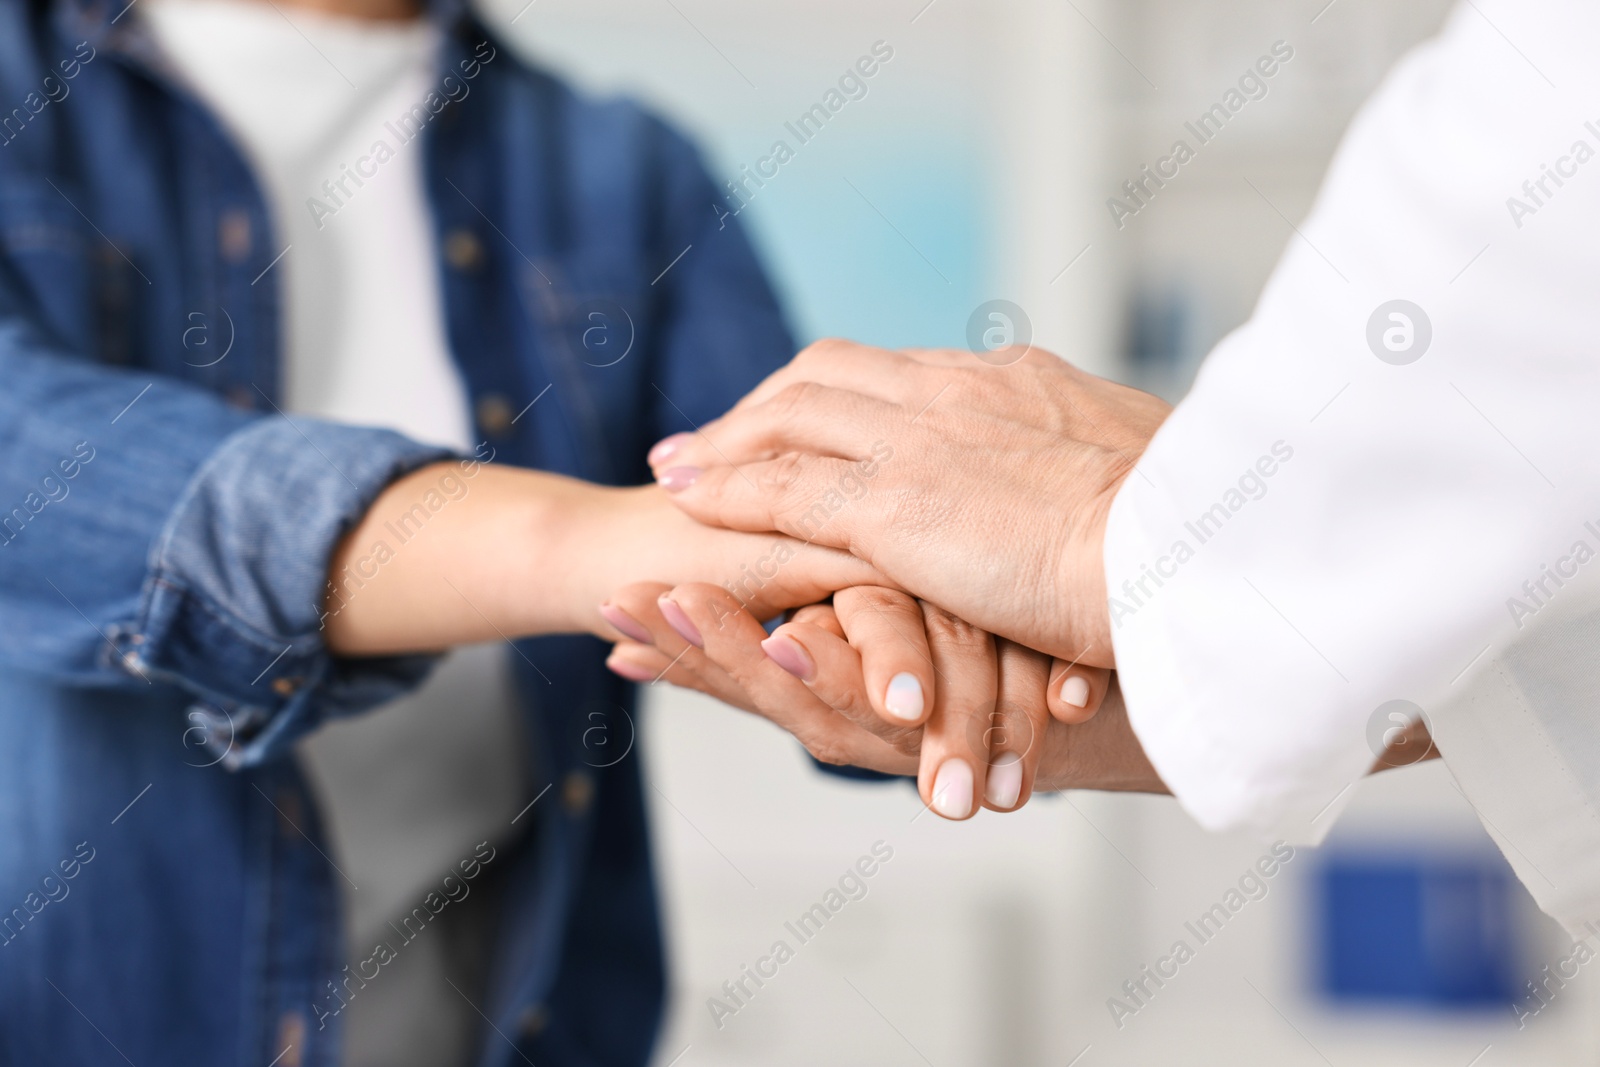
[144, 2, 525, 1061]
[1104, 0, 1600, 935]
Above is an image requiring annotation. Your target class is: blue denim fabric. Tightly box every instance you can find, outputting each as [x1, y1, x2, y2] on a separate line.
[0, 1, 795, 1064]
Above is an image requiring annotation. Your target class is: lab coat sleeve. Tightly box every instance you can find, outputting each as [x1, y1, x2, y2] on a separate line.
[1103, 0, 1600, 929]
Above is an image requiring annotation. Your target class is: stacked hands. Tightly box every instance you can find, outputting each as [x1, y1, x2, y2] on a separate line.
[323, 338, 1175, 817]
[595, 340, 1175, 818]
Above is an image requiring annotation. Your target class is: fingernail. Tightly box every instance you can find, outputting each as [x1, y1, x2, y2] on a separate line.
[761, 634, 815, 682]
[648, 433, 692, 467]
[607, 657, 657, 683]
[598, 603, 652, 644]
[657, 597, 703, 647]
[1061, 675, 1090, 708]
[931, 759, 974, 820]
[985, 752, 1023, 810]
[884, 672, 924, 721]
[657, 466, 702, 492]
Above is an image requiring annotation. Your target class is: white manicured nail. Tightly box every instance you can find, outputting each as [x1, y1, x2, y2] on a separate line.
[931, 759, 973, 820]
[985, 752, 1023, 809]
[884, 672, 924, 721]
[1061, 675, 1090, 708]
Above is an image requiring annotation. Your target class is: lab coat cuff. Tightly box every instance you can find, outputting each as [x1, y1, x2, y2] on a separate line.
[1105, 479, 1348, 847]
[1430, 659, 1600, 941]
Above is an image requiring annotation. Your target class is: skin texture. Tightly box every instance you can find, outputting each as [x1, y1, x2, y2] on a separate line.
[275, 0, 421, 20]
[647, 341, 1173, 667]
[632, 341, 1433, 807]
[601, 581, 1168, 808]
[321, 463, 885, 655]
[600, 580, 1429, 807]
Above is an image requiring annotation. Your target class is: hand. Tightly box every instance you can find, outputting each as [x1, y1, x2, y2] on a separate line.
[603, 581, 923, 779]
[601, 582, 1140, 816]
[645, 342, 1171, 666]
[321, 461, 885, 656]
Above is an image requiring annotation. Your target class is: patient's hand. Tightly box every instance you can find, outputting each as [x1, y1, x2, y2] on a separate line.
[600, 583, 1119, 818]
[322, 468, 886, 656]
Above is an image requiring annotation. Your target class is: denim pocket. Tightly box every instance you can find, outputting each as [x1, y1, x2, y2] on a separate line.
[0, 178, 143, 365]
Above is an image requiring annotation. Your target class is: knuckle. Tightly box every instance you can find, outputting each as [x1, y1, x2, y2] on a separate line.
[921, 604, 986, 649]
[809, 671, 870, 721]
[830, 686, 874, 723]
[887, 731, 922, 759]
[756, 451, 808, 498]
[680, 581, 738, 615]
[844, 585, 916, 617]
[797, 337, 852, 366]
[800, 730, 852, 767]
[771, 379, 824, 421]
[790, 604, 840, 629]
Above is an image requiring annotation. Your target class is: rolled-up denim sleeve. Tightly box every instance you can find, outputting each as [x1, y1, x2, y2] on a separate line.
[0, 307, 452, 767]
[133, 416, 456, 767]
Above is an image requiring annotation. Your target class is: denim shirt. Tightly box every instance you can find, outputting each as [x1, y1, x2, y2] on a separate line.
[0, 1, 794, 1064]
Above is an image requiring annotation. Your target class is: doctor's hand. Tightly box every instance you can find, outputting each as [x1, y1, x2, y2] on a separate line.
[600, 582, 1129, 817]
[645, 341, 1171, 667]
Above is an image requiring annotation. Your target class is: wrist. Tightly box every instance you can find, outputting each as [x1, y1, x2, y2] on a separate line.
[546, 483, 709, 636]
[1052, 479, 1117, 669]
[517, 476, 633, 636]
[323, 462, 592, 653]
[1033, 681, 1168, 794]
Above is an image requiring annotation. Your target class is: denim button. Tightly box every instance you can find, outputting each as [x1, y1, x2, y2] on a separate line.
[444, 229, 484, 271]
[518, 1003, 549, 1037]
[270, 676, 302, 698]
[275, 789, 303, 836]
[475, 393, 513, 438]
[218, 210, 252, 264]
[561, 771, 594, 817]
[273, 1012, 305, 1065]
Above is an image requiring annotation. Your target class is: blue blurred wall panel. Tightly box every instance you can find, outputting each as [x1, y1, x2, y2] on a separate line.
[1315, 852, 1521, 1008]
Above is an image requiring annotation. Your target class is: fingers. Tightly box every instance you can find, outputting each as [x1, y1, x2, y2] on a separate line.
[760, 617, 918, 754]
[1046, 660, 1113, 725]
[653, 452, 884, 554]
[607, 640, 714, 693]
[659, 582, 919, 775]
[666, 340, 914, 425]
[653, 382, 899, 475]
[647, 340, 918, 471]
[789, 602, 846, 638]
[619, 487, 887, 617]
[916, 601, 996, 821]
[715, 537, 896, 622]
[732, 339, 913, 412]
[831, 586, 935, 729]
[601, 582, 759, 712]
[982, 641, 1052, 812]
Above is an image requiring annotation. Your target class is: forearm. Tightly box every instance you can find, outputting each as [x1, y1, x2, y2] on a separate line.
[322, 462, 884, 656]
[1031, 677, 1435, 796]
[321, 462, 615, 655]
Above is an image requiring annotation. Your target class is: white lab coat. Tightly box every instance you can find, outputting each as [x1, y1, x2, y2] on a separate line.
[1105, 0, 1600, 935]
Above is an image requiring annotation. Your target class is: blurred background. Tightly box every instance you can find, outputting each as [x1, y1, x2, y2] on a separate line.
[475, 0, 1600, 1063]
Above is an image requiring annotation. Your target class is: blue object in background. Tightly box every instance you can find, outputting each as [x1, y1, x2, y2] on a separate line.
[1316, 852, 1521, 1007]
